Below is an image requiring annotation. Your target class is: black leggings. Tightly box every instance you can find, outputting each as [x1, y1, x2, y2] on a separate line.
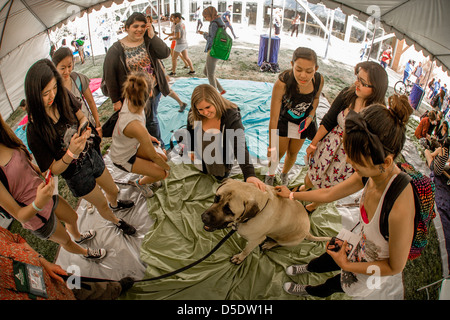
[304, 252, 344, 298]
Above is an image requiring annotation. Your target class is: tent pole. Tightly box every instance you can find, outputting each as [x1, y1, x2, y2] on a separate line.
[0, 71, 14, 115]
[87, 12, 95, 66]
[267, 0, 273, 63]
[418, 59, 434, 113]
[366, 26, 377, 62]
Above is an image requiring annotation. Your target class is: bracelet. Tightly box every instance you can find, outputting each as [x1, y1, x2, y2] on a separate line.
[66, 149, 79, 159]
[32, 201, 43, 212]
[289, 192, 295, 201]
[61, 157, 71, 165]
[308, 114, 315, 120]
[308, 144, 317, 150]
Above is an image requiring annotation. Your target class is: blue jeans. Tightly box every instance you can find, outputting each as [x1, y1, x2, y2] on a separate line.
[145, 88, 163, 145]
[403, 71, 410, 83]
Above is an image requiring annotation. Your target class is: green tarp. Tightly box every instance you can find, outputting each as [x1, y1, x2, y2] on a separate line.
[122, 163, 345, 300]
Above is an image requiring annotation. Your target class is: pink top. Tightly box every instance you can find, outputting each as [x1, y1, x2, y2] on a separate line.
[1, 149, 53, 230]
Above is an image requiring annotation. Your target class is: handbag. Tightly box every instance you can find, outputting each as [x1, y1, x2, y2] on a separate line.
[101, 109, 120, 138]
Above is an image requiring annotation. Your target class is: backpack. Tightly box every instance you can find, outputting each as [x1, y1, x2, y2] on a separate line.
[210, 21, 232, 61]
[76, 39, 84, 46]
[377, 162, 436, 260]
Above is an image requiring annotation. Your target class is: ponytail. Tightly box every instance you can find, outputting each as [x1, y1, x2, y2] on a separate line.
[122, 72, 153, 109]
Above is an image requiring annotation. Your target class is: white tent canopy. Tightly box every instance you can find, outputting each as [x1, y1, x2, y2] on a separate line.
[0, 0, 449, 120]
[0, 0, 131, 119]
[308, 0, 450, 73]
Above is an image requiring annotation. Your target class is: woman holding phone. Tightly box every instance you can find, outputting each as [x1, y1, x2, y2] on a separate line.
[265, 47, 323, 187]
[25, 59, 137, 237]
[0, 114, 106, 259]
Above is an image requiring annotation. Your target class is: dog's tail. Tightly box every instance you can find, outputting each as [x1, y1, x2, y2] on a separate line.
[305, 233, 331, 242]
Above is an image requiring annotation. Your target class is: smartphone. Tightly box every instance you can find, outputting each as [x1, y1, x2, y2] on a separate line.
[45, 170, 52, 185]
[78, 121, 89, 135]
[298, 118, 307, 134]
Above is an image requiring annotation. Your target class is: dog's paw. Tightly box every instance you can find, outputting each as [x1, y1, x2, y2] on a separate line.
[261, 240, 278, 251]
[230, 253, 246, 265]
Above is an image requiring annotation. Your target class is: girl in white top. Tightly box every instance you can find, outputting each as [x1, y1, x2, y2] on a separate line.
[276, 95, 415, 299]
[109, 72, 170, 197]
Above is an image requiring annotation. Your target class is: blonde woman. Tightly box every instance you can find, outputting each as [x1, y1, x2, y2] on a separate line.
[186, 84, 265, 191]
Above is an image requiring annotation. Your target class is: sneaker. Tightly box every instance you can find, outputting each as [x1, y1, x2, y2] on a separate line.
[109, 199, 135, 212]
[150, 180, 163, 190]
[265, 174, 275, 186]
[84, 247, 107, 260]
[169, 72, 176, 76]
[132, 179, 154, 198]
[75, 230, 96, 244]
[188, 70, 195, 74]
[283, 282, 309, 296]
[286, 264, 310, 276]
[280, 173, 289, 186]
[116, 218, 137, 236]
[178, 102, 187, 112]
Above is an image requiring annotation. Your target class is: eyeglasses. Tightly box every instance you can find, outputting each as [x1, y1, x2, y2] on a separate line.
[356, 75, 374, 88]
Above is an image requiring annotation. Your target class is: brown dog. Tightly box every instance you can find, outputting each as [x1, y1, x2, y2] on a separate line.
[201, 179, 330, 264]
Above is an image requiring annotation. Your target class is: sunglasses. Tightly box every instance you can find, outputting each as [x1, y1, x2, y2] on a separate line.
[356, 75, 374, 88]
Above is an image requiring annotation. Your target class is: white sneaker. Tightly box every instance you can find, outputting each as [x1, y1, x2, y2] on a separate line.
[75, 230, 96, 244]
[84, 248, 107, 260]
[132, 179, 154, 198]
[265, 175, 275, 186]
[280, 173, 289, 186]
[286, 264, 310, 276]
[283, 282, 309, 296]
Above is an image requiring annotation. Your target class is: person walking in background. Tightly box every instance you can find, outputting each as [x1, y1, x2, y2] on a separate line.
[195, 6, 203, 32]
[380, 47, 392, 69]
[169, 13, 195, 76]
[273, 9, 282, 36]
[403, 59, 413, 83]
[163, 13, 190, 72]
[71, 40, 85, 64]
[413, 62, 423, 84]
[291, 14, 301, 37]
[222, 5, 238, 39]
[198, 6, 227, 95]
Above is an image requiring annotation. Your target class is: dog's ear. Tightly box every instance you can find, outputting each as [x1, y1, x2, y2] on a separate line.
[216, 178, 232, 192]
[239, 201, 260, 223]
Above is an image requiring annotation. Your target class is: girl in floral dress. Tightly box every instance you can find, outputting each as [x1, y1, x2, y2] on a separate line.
[302, 61, 388, 212]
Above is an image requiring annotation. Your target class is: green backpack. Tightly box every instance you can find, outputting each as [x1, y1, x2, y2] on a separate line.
[210, 22, 232, 61]
[76, 39, 84, 46]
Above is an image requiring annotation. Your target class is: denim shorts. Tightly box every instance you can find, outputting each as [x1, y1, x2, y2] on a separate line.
[31, 195, 59, 240]
[65, 148, 106, 198]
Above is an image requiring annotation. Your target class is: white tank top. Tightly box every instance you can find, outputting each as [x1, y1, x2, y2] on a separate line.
[341, 174, 403, 299]
[109, 100, 145, 165]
